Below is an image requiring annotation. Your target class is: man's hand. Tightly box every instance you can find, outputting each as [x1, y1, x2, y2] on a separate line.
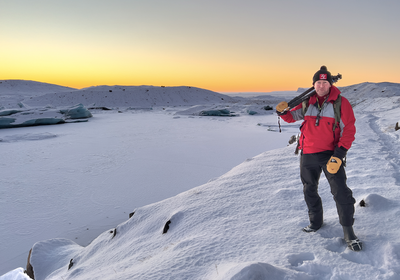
[326, 156, 342, 174]
[276, 101, 289, 116]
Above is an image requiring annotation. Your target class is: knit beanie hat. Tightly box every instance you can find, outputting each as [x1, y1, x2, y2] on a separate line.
[313, 66, 333, 85]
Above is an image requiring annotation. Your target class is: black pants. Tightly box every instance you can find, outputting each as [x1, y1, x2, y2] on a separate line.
[300, 151, 356, 227]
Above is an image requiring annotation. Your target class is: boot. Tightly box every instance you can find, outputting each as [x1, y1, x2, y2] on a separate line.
[302, 223, 322, 233]
[343, 226, 362, 251]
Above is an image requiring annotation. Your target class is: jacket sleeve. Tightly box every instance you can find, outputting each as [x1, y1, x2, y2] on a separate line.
[338, 97, 356, 150]
[280, 103, 304, 123]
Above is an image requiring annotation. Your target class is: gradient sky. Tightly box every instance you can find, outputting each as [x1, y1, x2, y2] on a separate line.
[1, 0, 400, 92]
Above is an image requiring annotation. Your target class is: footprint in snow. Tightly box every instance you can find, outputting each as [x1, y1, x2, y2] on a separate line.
[287, 252, 315, 267]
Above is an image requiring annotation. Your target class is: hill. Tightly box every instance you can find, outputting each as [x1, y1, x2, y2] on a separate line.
[22, 85, 234, 109]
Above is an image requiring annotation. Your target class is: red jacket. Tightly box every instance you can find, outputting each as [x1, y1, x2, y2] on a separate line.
[281, 86, 356, 154]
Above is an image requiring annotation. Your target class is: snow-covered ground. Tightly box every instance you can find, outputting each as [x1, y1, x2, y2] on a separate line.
[1, 80, 400, 279]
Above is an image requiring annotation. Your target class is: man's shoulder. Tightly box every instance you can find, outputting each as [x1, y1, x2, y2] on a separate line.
[338, 95, 356, 120]
[338, 95, 352, 106]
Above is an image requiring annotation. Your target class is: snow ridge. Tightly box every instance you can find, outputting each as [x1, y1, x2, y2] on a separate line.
[23, 85, 234, 108]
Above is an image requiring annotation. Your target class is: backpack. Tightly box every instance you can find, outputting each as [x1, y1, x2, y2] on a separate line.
[302, 95, 342, 131]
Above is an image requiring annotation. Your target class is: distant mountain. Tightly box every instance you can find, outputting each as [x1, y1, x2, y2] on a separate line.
[0, 80, 234, 108]
[0, 80, 76, 96]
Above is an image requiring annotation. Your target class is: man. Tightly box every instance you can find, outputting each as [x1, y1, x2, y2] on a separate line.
[276, 66, 362, 251]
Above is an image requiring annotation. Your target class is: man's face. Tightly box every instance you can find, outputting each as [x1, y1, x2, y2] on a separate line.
[314, 80, 331, 97]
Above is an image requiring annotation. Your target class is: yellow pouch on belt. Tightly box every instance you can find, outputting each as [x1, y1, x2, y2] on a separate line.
[326, 156, 342, 174]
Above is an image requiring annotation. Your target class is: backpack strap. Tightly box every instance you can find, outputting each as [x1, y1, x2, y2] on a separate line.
[332, 95, 342, 131]
[302, 99, 309, 116]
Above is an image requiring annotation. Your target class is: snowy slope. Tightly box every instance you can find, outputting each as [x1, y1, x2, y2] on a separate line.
[340, 82, 400, 105]
[1, 80, 400, 280]
[0, 80, 76, 97]
[0, 80, 76, 108]
[22, 85, 235, 108]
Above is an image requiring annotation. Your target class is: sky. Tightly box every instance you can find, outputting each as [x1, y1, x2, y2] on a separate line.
[1, 0, 400, 92]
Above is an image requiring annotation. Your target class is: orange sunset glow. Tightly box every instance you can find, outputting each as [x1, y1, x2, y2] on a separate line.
[2, 0, 400, 93]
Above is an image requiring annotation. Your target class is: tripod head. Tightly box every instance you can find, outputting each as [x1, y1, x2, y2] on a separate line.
[332, 73, 342, 83]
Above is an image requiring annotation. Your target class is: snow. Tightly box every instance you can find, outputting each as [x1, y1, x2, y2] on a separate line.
[1, 80, 400, 279]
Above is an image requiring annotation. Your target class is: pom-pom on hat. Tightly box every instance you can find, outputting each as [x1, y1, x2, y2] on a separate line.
[313, 66, 333, 85]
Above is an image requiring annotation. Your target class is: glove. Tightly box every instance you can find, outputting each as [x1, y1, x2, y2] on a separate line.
[276, 101, 289, 116]
[326, 156, 342, 174]
[333, 146, 347, 159]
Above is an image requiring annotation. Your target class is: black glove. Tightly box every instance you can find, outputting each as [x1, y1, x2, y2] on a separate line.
[276, 110, 288, 116]
[333, 146, 347, 160]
